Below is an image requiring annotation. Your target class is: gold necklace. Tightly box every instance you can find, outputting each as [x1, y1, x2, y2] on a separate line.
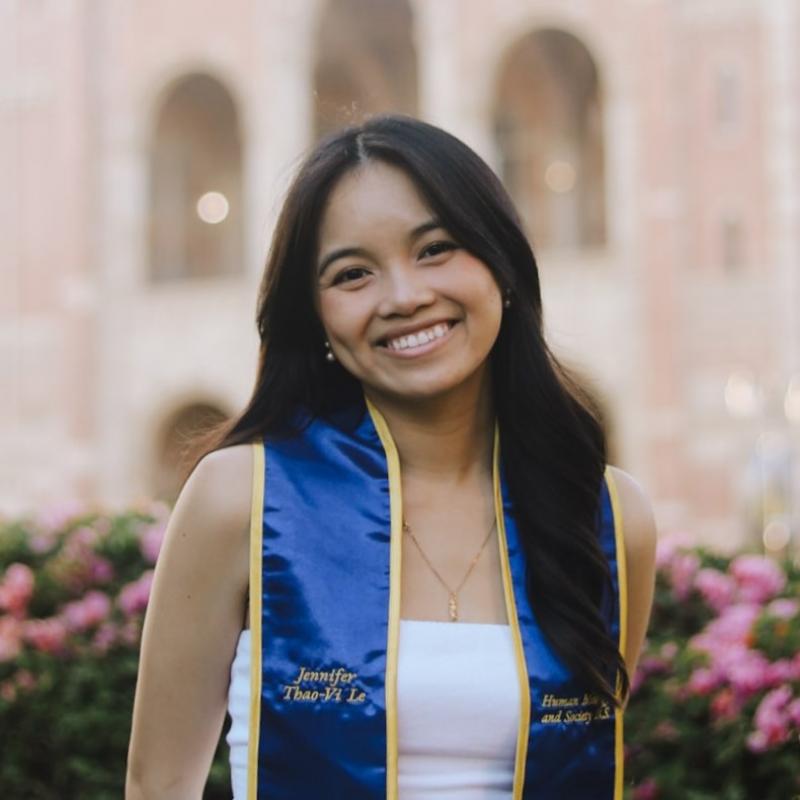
[402, 516, 496, 622]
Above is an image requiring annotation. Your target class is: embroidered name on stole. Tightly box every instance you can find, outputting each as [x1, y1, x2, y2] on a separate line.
[247, 402, 625, 799]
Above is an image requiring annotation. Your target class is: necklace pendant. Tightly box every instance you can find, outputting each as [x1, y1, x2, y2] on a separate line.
[448, 594, 458, 622]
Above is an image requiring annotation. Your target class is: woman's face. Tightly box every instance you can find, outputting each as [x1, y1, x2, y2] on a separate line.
[314, 160, 503, 405]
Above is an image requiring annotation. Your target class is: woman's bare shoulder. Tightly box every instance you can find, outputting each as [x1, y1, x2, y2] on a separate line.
[180, 443, 255, 538]
[155, 443, 256, 595]
[606, 465, 658, 558]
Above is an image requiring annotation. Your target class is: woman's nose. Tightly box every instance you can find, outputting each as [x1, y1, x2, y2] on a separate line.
[376, 263, 436, 317]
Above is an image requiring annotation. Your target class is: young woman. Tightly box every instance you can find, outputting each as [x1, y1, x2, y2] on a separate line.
[126, 114, 657, 800]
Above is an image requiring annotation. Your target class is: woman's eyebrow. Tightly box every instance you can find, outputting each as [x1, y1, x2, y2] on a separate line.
[317, 246, 371, 278]
[316, 219, 444, 278]
[407, 218, 443, 242]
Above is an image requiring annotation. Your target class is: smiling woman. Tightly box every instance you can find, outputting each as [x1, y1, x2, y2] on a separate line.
[126, 115, 657, 800]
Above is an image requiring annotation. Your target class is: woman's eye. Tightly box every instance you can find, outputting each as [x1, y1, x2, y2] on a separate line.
[331, 267, 369, 286]
[420, 241, 456, 259]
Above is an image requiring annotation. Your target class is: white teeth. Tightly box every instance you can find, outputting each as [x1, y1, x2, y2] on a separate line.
[386, 322, 451, 351]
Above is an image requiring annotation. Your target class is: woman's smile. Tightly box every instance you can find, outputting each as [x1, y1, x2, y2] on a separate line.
[378, 320, 458, 358]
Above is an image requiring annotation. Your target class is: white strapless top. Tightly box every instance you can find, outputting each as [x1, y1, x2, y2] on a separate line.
[226, 619, 520, 798]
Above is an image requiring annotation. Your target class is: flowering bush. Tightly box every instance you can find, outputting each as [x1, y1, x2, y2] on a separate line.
[0, 502, 231, 799]
[625, 537, 800, 800]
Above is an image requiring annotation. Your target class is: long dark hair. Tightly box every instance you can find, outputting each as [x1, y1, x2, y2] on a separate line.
[189, 114, 628, 707]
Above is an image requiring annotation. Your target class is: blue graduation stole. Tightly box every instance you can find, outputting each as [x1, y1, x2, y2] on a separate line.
[245, 396, 627, 799]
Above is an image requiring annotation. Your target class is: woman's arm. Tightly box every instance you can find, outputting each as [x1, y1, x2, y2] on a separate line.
[607, 465, 658, 702]
[126, 444, 253, 799]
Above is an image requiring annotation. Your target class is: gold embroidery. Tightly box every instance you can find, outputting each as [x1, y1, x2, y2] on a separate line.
[542, 692, 602, 708]
[291, 665, 357, 687]
[281, 664, 367, 705]
[537, 693, 613, 725]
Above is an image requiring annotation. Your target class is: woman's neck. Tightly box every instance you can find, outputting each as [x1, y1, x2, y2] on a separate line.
[365, 373, 495, 486]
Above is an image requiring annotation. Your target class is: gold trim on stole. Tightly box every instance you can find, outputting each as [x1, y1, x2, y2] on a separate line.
[247, 442, 265, 800]
[603, 465, 628, 800]
[364, 398, 403, 800]
[492, 426, 531, 798]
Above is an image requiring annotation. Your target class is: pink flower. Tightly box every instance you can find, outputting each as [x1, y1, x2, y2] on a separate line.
[694, 568, 736, 612]
[746, 729, 769, 753]
[730, 555, 786, 604]
[23, 617, 68, 655]
[726, 649, 771, 697]
[687, 667, 719, 696]
[89, 556, 114, 585]
[637, 655, 670, 677]
[632, 778, 660, 800]
[786, 698, 800, 727]
[139, 522, 166, 564]
[61, 591, 112, 633]
[82, 590, 112, 622]
[68, 526, 99, 549]
[659, 642, 678, 660]
[710, 688, 740, 722]
[90, 622, 118, 655]
[654, 532, 693, 570]
[697, 642, 769, 698]
[668, 552, 700, 600]
[793, 651, 800, 675]
[0, 563, 35, 618]
[757, 684, 793, 713]
[48, 531, 113, 593]
[655, 538, 678, 570]
[117, 571, 154, 616]
[751, 686, 793, 749]
[0, 616, 23, 662]
[765, 659, 799, 685]
[699, 603, 760, 648]
[630, 668, 645, 695]
[766, 598, 798, 620]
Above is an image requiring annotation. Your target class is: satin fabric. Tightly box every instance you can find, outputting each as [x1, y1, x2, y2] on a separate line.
[248, 398, 624, 799]
[504, 455, 621, 799]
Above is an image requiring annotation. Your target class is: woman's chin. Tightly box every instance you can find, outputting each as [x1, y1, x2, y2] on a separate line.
[364, 365, 490, 407]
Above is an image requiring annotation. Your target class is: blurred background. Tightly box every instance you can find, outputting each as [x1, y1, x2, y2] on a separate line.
[4, 0, 800, 556]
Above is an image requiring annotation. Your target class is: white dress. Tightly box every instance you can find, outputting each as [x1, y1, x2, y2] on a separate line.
[226, 619, 520, 798]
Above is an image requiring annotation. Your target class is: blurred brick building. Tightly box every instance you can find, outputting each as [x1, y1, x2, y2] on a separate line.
[3, 0, 799, 553]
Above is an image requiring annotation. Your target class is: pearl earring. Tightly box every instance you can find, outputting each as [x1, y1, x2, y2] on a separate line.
[324, 341, 336, 362]
[503, 290, 512, 309]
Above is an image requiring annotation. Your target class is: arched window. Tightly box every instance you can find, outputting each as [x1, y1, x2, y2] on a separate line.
[493, 29, 606, 251]
[148, 74, 244, 282]
[152, 401, 228, 503]
[313, 0, 418, 140]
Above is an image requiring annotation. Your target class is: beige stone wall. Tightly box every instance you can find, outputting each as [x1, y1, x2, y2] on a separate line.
[4, 0, 798, 553]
